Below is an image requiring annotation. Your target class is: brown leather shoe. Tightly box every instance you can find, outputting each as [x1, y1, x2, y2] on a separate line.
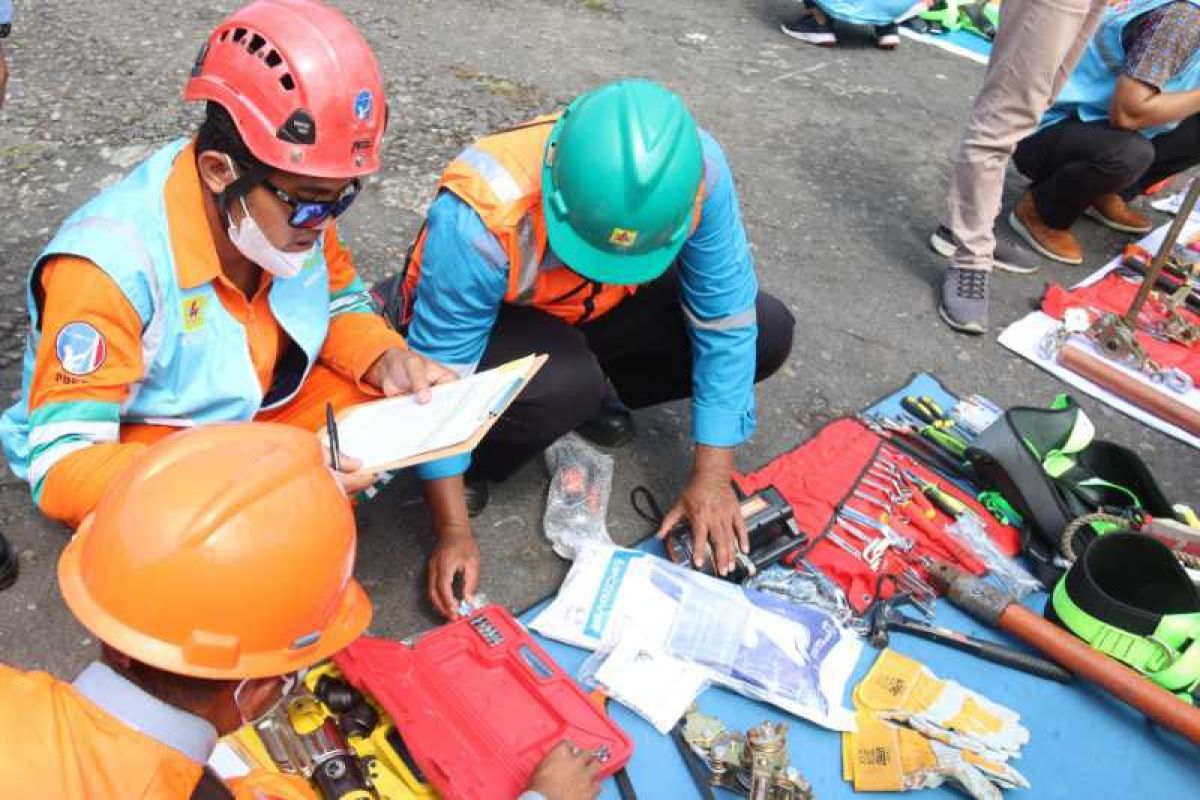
[1084, 193, 1154, 234]
[1009, 192, 1084, 265]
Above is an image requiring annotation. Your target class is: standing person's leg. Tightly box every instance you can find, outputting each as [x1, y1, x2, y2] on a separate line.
[1010, 119, 1154, 259]
[940, 0, 1107, 333]
[581, 269, 795, 409]
[469, 305, 608, 482]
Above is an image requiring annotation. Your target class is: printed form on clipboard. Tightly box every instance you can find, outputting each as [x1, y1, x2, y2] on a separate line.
[320, 354, 547, 473]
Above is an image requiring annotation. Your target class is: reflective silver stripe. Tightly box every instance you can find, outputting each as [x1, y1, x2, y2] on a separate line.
[513, 215, 539, 303]
[330, 292, 372, 315]
[28, 421, 119, 449]
[456, 146, 524, 204]
[682, 305, 756, 331]
[131, 417, 198, 427]
[29, 440, 93, 487]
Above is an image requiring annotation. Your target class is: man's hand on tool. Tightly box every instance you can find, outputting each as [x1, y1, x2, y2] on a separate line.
[320, 448, 377, 495]
[364, 346, 456, 402]
[526, 741, 602, 800]
[428, 523, 481, 619]
[425, 475, 480, 619]
[656, 445, 749, 576]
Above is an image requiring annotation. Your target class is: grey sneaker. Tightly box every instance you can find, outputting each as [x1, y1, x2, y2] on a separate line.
[939, 266, 990, 335]
[929, 225, 1040, 275]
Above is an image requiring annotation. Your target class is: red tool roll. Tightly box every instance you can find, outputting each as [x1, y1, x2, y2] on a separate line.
[334, 605, 633, 800]
[734, 418, 1020, 613]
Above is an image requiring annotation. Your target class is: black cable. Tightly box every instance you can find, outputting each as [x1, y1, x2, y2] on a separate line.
[630, 486, 665, 530]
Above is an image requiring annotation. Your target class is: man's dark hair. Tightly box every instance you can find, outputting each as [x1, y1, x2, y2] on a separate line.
[101, 643, 234, 710]
[195, 102, 263, 171]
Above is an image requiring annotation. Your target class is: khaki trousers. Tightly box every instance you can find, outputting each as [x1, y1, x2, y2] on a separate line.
[947, 0, 1109, 270]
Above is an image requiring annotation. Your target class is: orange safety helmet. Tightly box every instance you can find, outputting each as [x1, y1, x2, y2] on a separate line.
[183, 0, 386, 178]
[58, 423, 371, 680]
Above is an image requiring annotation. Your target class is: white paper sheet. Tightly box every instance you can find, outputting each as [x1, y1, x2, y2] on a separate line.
[1150, 190, 1200, 223]
[332, 359, 528, 471]
[998, 222, 1199, 448]
[531, 544, 862, 732]
[998, 314, 1199, 449]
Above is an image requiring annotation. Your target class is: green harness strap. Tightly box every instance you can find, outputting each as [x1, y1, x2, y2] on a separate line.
[1022, 398, 1143, 508]
[1052, 580, 1200, 700]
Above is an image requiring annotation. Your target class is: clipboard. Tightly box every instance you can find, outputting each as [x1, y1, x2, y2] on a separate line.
[318, 354, 547, 474]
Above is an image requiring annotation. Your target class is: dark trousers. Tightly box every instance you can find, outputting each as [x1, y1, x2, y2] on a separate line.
[470, 270, 796, 481]
[1013, 114, 1200, 229]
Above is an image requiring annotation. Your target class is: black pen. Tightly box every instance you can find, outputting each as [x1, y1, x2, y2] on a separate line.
[325, 402, 341, 471]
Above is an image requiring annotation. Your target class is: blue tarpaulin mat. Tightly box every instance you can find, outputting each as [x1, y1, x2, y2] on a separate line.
[521, 373, 1200, 798]
[899, 24, 992, 63]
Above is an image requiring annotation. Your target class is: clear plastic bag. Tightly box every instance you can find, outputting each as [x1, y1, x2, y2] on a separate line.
[948, 514, 1043, 599]
[744, 562, 859, 631]
[577, 633, 709, 734]
[542, 433, 615, 559]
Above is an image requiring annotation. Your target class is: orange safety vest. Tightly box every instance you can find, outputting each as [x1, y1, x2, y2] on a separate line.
[404, 114, 704, 326]
[0, 665, 314, 800]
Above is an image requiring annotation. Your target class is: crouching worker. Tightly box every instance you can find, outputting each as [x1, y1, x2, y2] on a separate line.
[0, 1, 478, 611]
[781, 0, 919, 49]
[0, 424, 602, 800]
[1011, 0, 1200, 264]
[373, 79, 794, 602]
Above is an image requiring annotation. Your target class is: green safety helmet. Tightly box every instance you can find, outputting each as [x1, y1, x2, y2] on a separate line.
[541, 79, 704, 286]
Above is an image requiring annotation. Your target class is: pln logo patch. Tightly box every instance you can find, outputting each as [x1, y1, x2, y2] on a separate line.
[608, 228, 639, 248]
[181, 296, 208, 333]
[55, 322, 106, 376]
[353, 89, 373, 121]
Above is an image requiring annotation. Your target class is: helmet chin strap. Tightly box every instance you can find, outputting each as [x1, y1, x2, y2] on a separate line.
[216, 156, 268, 215]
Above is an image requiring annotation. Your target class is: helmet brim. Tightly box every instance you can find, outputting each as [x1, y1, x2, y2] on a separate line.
[542, 195, 685, 286]
[58, 535, 373, 680]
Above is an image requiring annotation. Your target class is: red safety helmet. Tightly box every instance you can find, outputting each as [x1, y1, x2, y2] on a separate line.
[184, 0, 386, 178]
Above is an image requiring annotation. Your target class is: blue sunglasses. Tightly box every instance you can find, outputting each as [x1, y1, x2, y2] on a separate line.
[261, 177, 362, 230]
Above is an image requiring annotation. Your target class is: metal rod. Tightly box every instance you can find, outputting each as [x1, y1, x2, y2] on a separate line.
[1124, 178, 1200, 327]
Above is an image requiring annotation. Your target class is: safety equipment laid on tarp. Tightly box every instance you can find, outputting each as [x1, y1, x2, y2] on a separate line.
[736, 417, 1020, 613]
[57, 423, 371, 679]
[184, 0, 387, 177]
[966, 397, 1177, 583]
[1048, 532, 1200, 703]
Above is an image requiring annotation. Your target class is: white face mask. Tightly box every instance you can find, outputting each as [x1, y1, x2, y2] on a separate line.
[223, 158, 315, 279]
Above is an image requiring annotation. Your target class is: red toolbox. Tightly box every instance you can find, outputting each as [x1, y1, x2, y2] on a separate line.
[335, 605, 633, 800]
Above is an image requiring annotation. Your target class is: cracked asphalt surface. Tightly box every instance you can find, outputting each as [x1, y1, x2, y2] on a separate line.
[0, 1, 1195, 680]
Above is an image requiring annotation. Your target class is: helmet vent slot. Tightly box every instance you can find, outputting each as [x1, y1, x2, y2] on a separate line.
[280, 73, 295, 91]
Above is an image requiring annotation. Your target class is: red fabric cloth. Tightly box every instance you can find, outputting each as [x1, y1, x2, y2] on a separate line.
[1041, 274, 1200, 383]
[735, 418, 1021, 612]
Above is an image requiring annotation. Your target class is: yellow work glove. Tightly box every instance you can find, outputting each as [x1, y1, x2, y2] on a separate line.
[854, 649, 1030, 761]
[843, 712, 1029, 800]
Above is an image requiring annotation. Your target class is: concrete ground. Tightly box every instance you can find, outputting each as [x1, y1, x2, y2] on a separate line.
[0, 0, 1195, 678]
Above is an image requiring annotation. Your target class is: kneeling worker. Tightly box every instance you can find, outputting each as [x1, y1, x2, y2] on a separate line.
[1011, 0, 1200, 263]
[0, 424, 601, 800]
[0, 1, 478, 613]
[377, 79, 794, 597]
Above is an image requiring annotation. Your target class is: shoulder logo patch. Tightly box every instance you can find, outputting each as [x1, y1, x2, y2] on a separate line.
[55, 322, 106, 376]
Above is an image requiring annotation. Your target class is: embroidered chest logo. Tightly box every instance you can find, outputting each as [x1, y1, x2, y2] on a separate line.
[55, 322, 107, 376]
[181, 296, 208, 333]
